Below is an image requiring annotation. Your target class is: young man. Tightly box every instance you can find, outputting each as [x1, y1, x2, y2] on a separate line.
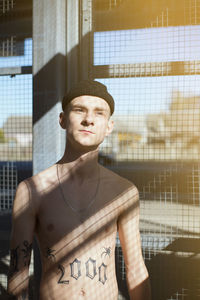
[8, 80, 151, 300]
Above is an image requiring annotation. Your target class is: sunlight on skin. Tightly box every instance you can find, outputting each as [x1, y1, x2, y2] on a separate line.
[8, 91, 151, 300]
[48, 185, 138, 261]
[8, 174, 150, 299]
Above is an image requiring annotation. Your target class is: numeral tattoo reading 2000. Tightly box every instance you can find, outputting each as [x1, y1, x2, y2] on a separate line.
[58, 257, 107, 285]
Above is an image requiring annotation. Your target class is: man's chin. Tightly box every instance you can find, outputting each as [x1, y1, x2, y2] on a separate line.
[79, 144, 99, 151]
[79, 143, 102, 153]
[68, 137, 102, 152]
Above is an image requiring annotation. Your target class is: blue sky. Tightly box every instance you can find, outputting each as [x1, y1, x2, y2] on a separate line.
[1, 26, 200, 127]
[0, 39, 32, 127]
[95, 25, 200, 115]
[0, 38, 32, 67]
[98, 75, 200, 116]
[94, 25, 200, 65]
[0, 74, 32, 127]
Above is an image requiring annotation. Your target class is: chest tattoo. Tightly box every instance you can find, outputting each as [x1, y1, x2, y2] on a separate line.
[56, 246, 111, 286]
[45, 247, 56, 261]
[101, 247, 111, 258]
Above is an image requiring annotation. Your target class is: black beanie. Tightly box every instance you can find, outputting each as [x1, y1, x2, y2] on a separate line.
[62, 80, 115, 115]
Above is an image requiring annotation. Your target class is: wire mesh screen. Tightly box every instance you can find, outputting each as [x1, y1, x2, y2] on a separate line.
[92, 0, 200, 299]
[0, 162, 17, 211]
[0, 59, 32, 185]
[0, 0, 32, 296]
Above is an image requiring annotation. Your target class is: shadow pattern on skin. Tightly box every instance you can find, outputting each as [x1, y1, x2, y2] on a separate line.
[7, 174, 141, 299]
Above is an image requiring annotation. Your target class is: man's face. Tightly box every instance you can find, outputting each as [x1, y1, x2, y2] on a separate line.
[60, 95, 114, 151]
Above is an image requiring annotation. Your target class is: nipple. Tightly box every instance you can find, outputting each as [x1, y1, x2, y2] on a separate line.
[47, 223, 54, 231]
[105, 226, 109, 233]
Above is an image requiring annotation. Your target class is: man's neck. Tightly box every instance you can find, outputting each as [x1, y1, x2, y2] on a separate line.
[57, 146, 99, 181]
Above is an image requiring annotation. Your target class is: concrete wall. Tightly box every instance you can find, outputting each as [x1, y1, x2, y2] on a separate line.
[33, 0, 67, 174]
[33, 0, 92, 174]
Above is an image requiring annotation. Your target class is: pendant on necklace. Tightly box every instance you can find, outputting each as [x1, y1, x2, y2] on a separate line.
[57, 164, 100, 220]
[77, 209, 90, 223]
[79, 213, 86, 223]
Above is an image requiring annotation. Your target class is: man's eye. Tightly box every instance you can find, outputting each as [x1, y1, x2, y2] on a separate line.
[96, 111, 103, 115]
[75, 108, 83, 112]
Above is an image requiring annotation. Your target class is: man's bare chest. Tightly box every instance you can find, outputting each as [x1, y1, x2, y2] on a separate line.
[35, 189, 119, 250]
[36, 193, 118, 288]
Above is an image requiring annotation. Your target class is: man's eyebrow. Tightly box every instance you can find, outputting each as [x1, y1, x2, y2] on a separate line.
[71, 104, 86, 109]
[72, 104, 107, 112]
[94, 107, 107, 112]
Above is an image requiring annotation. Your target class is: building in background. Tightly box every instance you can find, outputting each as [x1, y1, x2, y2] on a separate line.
[1, 116, 32, 161]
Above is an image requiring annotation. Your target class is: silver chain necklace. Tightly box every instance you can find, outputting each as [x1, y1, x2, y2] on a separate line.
[57, 163, 100, 215]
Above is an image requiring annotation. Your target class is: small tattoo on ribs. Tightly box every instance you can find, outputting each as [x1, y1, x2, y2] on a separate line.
[45, 247, 56, 261]
[101, 247, 111, 258]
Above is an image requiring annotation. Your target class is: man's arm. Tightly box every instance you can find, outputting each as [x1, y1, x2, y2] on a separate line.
[117, 186, 151, 300]
[7, 180, 36, 300]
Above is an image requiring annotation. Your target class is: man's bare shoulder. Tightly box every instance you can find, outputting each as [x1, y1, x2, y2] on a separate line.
[99, 165, 139, 219]
[99, 164, 138, 194]
[23, 164, 58, 194]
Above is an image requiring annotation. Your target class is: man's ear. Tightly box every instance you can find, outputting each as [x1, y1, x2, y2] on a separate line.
[59, 112, 67, 129]
[105, 119, 114, 136]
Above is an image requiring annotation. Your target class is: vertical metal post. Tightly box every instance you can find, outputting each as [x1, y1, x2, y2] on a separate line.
[79, 0, 93, 80]
[66, 0, 80, 89]
[66, 0, 93, 88]
[33, 0, 66, 174]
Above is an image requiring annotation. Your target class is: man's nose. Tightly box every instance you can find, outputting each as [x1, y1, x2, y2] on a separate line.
[82, 112, 94, 125]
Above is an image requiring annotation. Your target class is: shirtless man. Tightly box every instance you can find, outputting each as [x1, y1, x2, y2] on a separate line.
[8, 80, 151, 300]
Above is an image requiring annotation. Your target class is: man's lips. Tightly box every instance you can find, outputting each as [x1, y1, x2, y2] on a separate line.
[79, 130, 94, 134]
